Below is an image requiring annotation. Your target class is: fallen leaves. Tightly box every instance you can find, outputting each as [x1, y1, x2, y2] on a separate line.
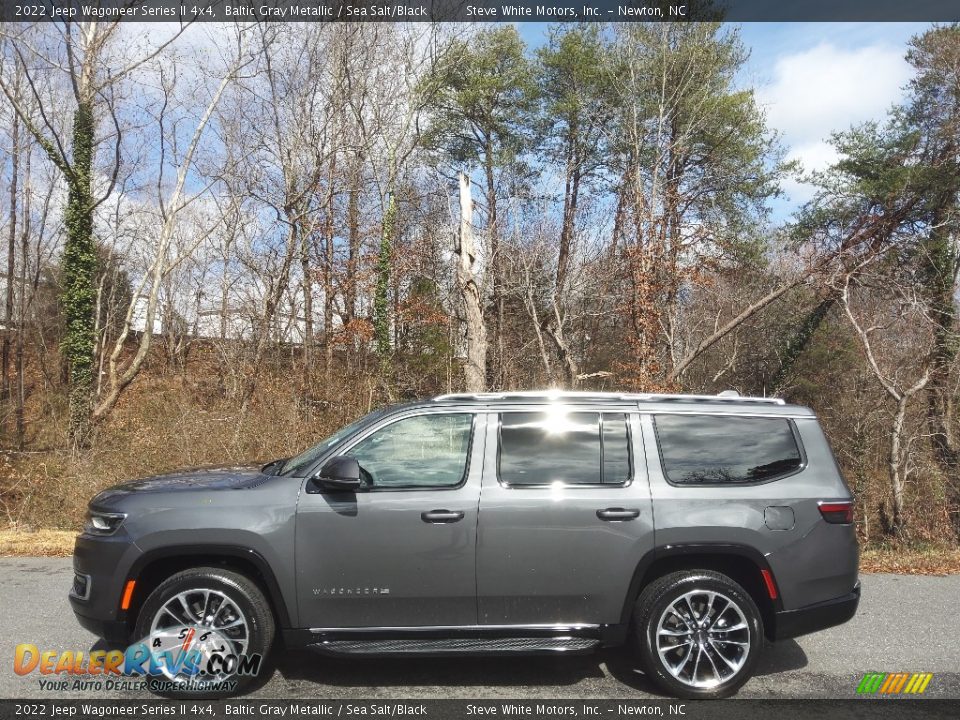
[860, 547, 960, 575]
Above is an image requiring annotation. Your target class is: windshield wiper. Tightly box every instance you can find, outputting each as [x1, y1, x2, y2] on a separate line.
[261, 458, 288, 476]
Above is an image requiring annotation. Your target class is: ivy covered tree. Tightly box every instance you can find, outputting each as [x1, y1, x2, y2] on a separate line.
[0, 23, 184, 445]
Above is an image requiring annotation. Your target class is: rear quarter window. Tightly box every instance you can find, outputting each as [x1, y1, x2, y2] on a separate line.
[653, 414, 803, 485]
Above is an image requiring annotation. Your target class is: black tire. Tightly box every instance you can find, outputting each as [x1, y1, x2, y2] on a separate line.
[632, 570, 762, 699]
[134, 566, 275, 698]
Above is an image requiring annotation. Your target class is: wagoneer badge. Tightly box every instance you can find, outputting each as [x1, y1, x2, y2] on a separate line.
[313, 587, 391, 596]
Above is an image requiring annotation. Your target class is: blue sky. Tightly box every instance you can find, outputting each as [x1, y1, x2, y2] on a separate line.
[518, 22, 933, 220]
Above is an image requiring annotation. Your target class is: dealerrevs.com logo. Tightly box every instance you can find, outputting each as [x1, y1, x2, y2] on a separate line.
[856, 673, 934, 695]
[14, 625, 262, 693]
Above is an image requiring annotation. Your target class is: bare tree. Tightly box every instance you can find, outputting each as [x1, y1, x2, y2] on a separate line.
[841, 271, 934, 537]
[91, 29, 251, 422]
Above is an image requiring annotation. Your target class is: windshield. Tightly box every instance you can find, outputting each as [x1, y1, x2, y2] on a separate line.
[279, 409, 388, 477]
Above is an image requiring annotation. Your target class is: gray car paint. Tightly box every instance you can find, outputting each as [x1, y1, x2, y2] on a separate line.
[294, 411, 487, 628]
[640, 412, 857, 611]
[70, 394, 858, 642]
[76, 468, 300, 631]
[476, 410, 655, 626]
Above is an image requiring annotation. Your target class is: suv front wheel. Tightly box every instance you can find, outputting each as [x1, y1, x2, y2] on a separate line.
[633, 570, 762, 699]
[134, 567, 275, 698]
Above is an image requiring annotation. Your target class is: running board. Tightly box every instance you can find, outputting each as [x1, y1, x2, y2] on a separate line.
[311, 636, 600, 657]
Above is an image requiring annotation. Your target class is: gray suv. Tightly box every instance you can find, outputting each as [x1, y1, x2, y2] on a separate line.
[70, 391, 859, 699]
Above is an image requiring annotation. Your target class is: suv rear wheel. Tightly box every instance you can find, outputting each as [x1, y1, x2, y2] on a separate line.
[632, 570, 762, 699]
[134, 567, 275, 698]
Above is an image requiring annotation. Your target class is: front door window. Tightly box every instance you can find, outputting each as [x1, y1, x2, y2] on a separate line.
[347, 413, 473, 489]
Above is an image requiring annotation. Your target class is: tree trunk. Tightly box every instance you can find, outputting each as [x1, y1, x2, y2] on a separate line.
[300, 224, 313, 382]
[888, 395, 910, 538]
[62, 100, 97, 446]
[3, 103, 19, 432]
[545, 140, 582, 388]
[771, 292, 838, 393]
[456, 172, 487, 392]
[484, 150, 501, 388]
[556, 146, 580, 295]
[545, 301, 580, 387]
[14, 149, 30, 450]
[323, 153, 337, 385]
[346, 151, 363, 326]
[922, 197, 960, 534]
[374, 192, 395, 370]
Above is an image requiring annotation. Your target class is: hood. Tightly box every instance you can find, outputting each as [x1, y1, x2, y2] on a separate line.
[91, 464, 268, 505]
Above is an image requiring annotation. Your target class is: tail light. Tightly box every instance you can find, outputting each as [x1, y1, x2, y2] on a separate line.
[818, 501, 854, 524]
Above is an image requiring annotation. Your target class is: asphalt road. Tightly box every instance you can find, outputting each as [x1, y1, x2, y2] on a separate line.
[1, 558, 958, 700]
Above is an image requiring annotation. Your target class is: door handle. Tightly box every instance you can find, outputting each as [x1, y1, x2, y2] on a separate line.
[597, 507, 640, 521]
[421, 509, 465, 523]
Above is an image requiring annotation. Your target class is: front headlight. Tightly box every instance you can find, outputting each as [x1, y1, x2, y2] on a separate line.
[84, 510, 127, 535]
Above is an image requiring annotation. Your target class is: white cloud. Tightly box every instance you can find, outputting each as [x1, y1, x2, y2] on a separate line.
[757, 41, 912, 205]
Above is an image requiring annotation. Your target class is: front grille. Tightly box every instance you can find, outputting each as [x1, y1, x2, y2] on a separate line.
[71, 572, 91, 600]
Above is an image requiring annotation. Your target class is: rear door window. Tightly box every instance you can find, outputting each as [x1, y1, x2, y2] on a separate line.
[499, 411, 631, 486]
[653, 414, 802, 485]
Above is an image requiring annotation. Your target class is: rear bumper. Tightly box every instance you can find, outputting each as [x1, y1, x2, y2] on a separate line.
[771, 581, 860, 641]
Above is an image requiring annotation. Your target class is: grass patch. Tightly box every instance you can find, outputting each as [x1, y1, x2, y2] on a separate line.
[0, 528, 76, 557]
[860, 546, 960, 575]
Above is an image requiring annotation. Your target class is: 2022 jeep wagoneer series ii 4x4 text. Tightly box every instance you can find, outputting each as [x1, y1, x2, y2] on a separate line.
[70, 391, 859, 699]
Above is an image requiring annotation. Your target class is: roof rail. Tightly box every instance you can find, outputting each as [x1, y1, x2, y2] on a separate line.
[432, 391, 785, 406]
[631, 393, 785, 405]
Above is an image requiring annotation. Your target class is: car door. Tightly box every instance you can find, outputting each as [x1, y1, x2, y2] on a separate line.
[476, 407, 654, 626]
[295, 409, 484, 629]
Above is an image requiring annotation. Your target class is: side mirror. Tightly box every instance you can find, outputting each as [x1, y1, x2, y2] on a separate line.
[314, 456, 363, 491]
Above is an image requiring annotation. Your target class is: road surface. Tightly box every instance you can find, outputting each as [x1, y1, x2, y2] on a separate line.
[1, 558, 957, 699]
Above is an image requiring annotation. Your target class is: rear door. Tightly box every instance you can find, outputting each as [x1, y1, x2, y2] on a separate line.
[475, 406, 654, 626]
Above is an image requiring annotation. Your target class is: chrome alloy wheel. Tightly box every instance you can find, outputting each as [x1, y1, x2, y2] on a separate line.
[655, 589, 750, 689]
[148, 588, 250, 681]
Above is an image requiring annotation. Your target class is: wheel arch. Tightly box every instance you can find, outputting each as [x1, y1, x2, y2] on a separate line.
[122, 545, 291, 635]
[622, 544, 781, 641]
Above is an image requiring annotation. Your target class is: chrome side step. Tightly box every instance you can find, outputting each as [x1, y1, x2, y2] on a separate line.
[311, 636, 600, 657]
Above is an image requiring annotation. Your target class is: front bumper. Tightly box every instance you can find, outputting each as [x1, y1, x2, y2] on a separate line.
[771, 581, 860, 641]
[69, 532, 140, 644]
[72, 609, 130, 644]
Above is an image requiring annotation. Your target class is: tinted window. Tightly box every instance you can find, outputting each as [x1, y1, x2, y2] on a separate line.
[654, 415, 802, 485]
[602, 413, 631, 484]
[346, 413, 473, 489]
[280, 408, 389, 476]
[499, 411, 631, 485]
